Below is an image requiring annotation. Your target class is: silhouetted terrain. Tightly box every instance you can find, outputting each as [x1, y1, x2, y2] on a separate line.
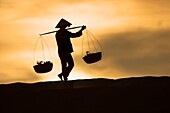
[0, 76, 170, 113]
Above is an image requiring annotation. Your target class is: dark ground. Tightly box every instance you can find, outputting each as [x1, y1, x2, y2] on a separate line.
[0, 76, 170, 113]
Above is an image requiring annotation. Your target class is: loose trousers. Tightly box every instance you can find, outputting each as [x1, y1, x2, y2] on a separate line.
[59, 52, 74, 79]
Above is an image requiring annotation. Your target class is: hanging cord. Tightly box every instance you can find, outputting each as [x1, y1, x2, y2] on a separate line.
[82, 29, 93, 57]
[82, 30, 85, 57]
[33, 36, 53, 65]
[86, 30, 104, 55]
[86, 30, 97, 52]
[82, 29, 104, 57]
[40, 37, 45, 60]
[33, 37, 40, 64]
[41, 37, 53, 61]
[86, 29, 91, 52]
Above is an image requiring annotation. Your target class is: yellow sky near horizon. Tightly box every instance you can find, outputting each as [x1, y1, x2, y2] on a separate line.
[0, 0, 170, 84]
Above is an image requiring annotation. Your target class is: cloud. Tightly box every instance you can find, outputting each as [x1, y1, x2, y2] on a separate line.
[75, 28, 170, 78]
[1, 0, 170, 83]
[0, 58, 43, 84]
[0, 0, 91, 20]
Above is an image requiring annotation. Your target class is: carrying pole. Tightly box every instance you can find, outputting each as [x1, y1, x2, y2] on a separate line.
[39, 26, 83, 36]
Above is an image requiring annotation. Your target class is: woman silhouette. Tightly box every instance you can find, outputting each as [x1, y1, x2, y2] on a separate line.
[55, 18, 86, 81]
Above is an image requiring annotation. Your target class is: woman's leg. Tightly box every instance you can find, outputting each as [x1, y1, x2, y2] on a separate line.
[59, 53, 74, 81]
[58, 53, 67, 81]
[65, 53, 74, 78]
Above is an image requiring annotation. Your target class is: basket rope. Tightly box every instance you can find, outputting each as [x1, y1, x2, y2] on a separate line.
[33, 36, 53, 65]
[82, 29, 103, 57]
[87, 30, 103, 54]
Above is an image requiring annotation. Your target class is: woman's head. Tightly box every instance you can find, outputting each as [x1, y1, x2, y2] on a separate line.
[55, 18, 72, 28]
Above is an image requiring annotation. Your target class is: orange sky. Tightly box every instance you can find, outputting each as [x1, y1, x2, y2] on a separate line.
[0, 0, 170, 84]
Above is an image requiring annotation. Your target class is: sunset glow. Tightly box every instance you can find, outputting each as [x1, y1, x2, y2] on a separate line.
[0, 0, 170, 84]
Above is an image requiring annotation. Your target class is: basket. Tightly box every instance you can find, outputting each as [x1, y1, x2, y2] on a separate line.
[82, 30, 103, 64]
[33, 61, 53, 73]
[83, 52, 102, 64]
[33, 37, 53, 74]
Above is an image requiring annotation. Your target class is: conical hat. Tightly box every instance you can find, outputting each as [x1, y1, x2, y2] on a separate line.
[55, 18, 72, 28]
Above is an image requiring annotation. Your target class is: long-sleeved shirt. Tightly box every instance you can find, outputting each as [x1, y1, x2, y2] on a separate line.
[55, 29, 83, 54]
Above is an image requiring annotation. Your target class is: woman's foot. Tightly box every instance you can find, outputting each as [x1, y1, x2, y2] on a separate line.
[64, 76, 68, 82]
[58, 73, 63, 81]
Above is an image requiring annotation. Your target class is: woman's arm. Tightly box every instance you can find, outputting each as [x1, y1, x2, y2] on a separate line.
[70, 25, 86, 38]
